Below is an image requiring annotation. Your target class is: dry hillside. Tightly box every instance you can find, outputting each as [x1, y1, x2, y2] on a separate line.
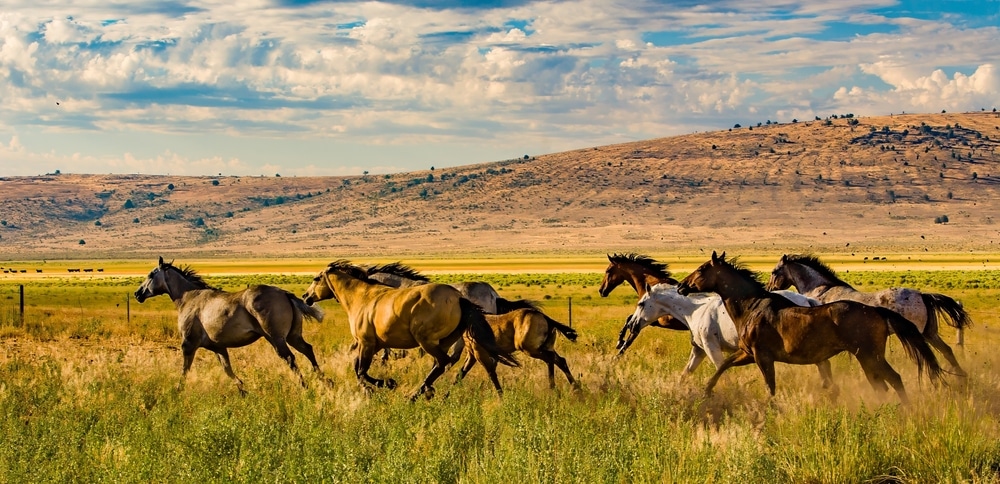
[2, 111, 1000, 260]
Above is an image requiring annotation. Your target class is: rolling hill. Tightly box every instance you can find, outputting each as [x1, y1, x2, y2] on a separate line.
[2, 111, 999, 260]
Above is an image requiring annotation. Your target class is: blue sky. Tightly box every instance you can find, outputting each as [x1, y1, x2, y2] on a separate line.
[0, 0, 998, 176]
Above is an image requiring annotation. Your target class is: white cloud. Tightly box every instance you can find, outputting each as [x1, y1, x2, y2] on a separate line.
[0, 0, 997, 175]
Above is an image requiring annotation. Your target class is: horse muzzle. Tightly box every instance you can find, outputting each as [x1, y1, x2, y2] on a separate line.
[134, 291, 147, 303]
[676, 282, 693, 296]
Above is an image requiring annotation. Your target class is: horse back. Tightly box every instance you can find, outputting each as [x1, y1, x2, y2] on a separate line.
[369, 283, 464, 344]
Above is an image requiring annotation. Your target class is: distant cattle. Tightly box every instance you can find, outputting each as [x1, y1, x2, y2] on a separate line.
[83, 269, 93, 273]
[36, 269, 42, 273]
[68, 268, 81, 273]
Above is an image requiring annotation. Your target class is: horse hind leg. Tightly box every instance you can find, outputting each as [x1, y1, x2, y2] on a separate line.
[208, 347, 247, 396]
[815, 360, 839, 398]
[924, 331, 967, 378]
[857, 354, 908, 404]
[265, 336, 306, 387]
[535, 349, 578, 390]
[411, 344, 454, 401]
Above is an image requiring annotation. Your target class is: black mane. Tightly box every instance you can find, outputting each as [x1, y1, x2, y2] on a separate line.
[325, 260, 372, 281]
[608, 252, 672, 279]
[163, 262, 215, 290]
[785, 254, 849, 287]
[719, 257, 766, 292]
[366, 262, 430, 282]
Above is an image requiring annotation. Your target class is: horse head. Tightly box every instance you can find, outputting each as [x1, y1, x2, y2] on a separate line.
[598, 254, 626, 297]
[134, 256, 170, 303]
[677, 251, 725, 296]
[766, 254, 794, 291]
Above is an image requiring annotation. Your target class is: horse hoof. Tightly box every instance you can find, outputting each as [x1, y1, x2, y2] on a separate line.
[383, 378, 397, 390]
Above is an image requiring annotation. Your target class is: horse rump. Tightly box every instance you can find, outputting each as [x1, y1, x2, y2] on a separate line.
[461, 298, 520, 367]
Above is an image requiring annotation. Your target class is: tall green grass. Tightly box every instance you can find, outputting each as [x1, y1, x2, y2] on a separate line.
[1, 271, 1000, 482]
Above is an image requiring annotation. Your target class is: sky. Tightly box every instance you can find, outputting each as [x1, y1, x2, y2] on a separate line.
[0, 0, 998, 177]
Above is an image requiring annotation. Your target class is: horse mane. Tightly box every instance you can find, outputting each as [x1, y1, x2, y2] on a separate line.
[367, 262, 430, 282]
[325, 260, 372, 281]
[784, 254, 849, 287]
[718, 257, 766, 292]
[163, 262, 215, 290]
[608, 252, 672, 279]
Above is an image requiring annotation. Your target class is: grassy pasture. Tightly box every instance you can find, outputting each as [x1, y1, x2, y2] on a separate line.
[2, 262, 1000, 482]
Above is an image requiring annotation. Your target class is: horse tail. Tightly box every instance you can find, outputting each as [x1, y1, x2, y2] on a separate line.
[543, 314, 578, 342]
[461, 298, 519, 367]
[495, 297, 540, 314]
[287, 291, 325, 323]
[878, 307, 944, 384]
[922, 293, 971, 330]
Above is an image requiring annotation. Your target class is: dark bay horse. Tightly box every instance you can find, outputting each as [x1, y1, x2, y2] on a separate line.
[302, 260, 519, 400]
[134, 257, 325, 394]
[456, 302, 580, 390]
[767, 254, 969, 376]
[598, 253, 687, 349]
[677, 252, 944, 403]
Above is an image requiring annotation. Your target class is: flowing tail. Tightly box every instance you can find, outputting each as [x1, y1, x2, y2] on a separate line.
[495, 297, 540, 314]
[542, 314, 578, 342]
[922, 293, 971, 331]
[878, 307, 944, 384]
[461, 298, 519, 367]
[287, 291, 325, 322]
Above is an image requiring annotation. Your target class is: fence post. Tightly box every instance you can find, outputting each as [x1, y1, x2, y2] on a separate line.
[567, 297, 572, 328]
[19, 284, 24, 325]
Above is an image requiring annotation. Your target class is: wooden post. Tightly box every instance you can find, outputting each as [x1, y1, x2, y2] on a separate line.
[567, 297, 572, 328]
[19, 284, 24, 325]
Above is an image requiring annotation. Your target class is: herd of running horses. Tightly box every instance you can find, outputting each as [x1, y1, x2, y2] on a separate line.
[133, 252, 971, 403]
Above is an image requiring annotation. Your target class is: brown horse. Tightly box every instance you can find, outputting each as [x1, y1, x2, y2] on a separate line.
[676, 252, 944, 403]
[302, 260, 519, 400]
[134, 257, 325, 394]
[767, 254, 969, 376]
[365, 262, 536, 363]
[455, 302, 580, 390]
[598, 253, 687, 349]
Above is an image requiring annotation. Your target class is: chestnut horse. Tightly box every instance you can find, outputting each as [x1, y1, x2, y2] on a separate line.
[134, 257, 325, 394]
[598, 253, 687, 349]
[455, 302, 580, 390]
[302, 260, 518, 400]
[677, 252, 943, 403]
[767, 254, 969, 376]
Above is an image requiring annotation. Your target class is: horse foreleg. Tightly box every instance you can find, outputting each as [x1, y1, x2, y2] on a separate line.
[683, 345, 709, 376]
[705, 350, 755, 396]
[754, 354, 778, 397]
[209, 347, 246, 396]
[356, 345, 397, 390]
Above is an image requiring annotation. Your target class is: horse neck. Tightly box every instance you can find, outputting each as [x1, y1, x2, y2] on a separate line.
[623, 264, 664, 296]
[324, 272, 373, 308]
[164, 269, 203, 303]
[712, 267, 768, 302]
[786, 262, 838, 294]
[652, 291, 699, 327]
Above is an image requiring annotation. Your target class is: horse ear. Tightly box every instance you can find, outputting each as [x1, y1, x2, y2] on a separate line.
[608, 254, 613, 262]
[780, 254, 788, 262]
[720, 251, 726, 261]
[158, 256, 164, 265]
